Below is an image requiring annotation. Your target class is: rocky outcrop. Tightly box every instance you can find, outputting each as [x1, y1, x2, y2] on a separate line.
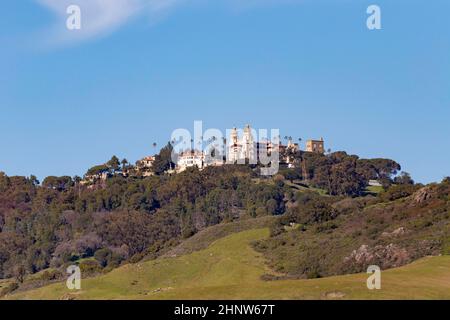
[381, 227, 407, 238]
[412, 186, 434, 204]
[343, 243, 410, 271]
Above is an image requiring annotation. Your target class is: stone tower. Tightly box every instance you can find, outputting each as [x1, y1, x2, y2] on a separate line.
[306, 137, 325, 153]
[241, 124, 255, 162]
[228, 127, 240, 163]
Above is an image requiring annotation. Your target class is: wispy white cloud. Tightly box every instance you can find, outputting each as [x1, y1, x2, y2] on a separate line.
[35, 0, 182, 46]
[35, 0, 301, 47]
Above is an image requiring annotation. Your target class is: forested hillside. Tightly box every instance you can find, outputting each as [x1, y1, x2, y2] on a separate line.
[0, 149, 447, 297]
[254, 179, 450, 278]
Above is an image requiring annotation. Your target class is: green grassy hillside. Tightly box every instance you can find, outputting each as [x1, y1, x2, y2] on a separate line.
[6, 228, 450, 300]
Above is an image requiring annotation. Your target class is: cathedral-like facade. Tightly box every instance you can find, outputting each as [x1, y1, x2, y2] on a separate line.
[228, 125, 257, 163]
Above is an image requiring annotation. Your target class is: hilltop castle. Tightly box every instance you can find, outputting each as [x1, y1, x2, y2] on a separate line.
[172, 125, 325, 173]
[82, 124, 325, 181]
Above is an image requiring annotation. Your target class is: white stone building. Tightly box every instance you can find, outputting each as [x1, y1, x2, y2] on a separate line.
[136, 156, 156, 177]
[176, 150, 205, 173]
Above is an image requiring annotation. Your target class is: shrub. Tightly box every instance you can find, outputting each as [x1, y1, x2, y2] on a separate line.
[379, 184, 420, 201]
[442, 236, 450, 255]
[0, 282, 19, 297]
[78, 259, 102, 275]
[269, 221, 285, 237]
[315, 222, 338, 233]
[255, 207, 267, 217]
[40, 269, 62, 281]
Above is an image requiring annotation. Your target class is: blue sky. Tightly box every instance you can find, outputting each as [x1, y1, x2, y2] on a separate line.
[0, 0, 449, 183]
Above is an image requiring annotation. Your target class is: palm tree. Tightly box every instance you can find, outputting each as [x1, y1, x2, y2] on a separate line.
[297, 137, 307, 182]
[73, 175, 82, 197]
[121, 158, 128, 171]
[222, 137, 227, 160]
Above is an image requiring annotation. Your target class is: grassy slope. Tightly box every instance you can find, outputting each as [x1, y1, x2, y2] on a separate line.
[0, 279, 13, 293]
[161, 216, 275, 258]
[7, 228, 450, 300]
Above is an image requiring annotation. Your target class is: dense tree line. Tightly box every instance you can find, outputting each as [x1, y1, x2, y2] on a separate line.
[0, 150, 403, 280]
[0, 165, 286, 279]
[279, 151, 402, 196]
